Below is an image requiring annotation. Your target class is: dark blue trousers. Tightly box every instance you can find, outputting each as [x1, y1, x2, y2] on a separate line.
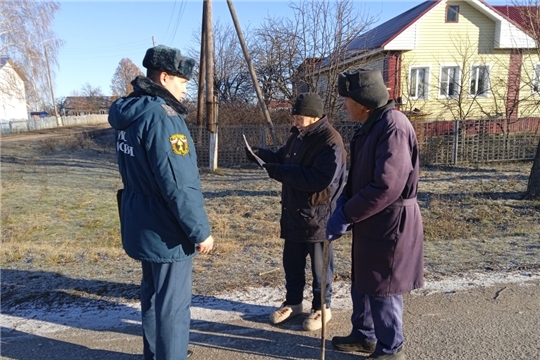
[350, 285, 404, 355]
[283, 240, 334, 310]
[141, 259, 192, 360]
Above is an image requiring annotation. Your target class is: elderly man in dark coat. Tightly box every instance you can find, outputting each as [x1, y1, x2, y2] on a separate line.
[326, 68, 424, 360]
[247, 92, 346, 332]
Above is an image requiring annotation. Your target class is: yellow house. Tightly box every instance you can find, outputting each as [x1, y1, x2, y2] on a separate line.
[326, 0, 540, 121]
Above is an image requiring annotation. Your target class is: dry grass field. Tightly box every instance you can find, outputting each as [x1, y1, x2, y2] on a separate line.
[1, 125, 539, 309]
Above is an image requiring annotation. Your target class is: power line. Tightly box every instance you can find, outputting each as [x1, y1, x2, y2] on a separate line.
[168, 0, 187, 44]
[163, 0, 179, 44]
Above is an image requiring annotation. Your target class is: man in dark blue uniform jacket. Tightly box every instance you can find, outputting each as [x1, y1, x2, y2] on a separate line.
[109, 45, 214, 360]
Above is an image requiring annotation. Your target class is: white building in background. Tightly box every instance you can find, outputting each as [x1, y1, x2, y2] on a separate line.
[0, 58, 28, 121]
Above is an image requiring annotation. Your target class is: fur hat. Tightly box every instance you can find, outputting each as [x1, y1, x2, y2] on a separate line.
[142, 45, 196, 80]
[337, 68, 389, 109]
[291, 92, 324, 118]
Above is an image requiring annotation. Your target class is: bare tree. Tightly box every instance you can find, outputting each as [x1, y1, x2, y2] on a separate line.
[0, 0, 62, 111]
[55, 96, 68, 116]
[189, 19, 254, 104]
[430, 34, 491, 121]
[80, 83, 105, 114]
[252, 0, 377, 117]
[251, 16, 301, 104]
[509, 1, 540, 199]
[110, 58, 144, 97]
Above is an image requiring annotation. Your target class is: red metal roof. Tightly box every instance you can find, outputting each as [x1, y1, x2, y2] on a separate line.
[492, 5, 540, 36]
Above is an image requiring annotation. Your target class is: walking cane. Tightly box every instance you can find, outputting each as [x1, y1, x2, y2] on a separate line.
[320, 239, 330, 360]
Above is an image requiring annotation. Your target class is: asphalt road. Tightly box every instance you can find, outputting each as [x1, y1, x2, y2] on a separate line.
[2, 280, 539, 360]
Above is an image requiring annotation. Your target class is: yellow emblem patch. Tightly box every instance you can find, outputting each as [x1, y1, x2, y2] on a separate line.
[170, 134, 189, 155]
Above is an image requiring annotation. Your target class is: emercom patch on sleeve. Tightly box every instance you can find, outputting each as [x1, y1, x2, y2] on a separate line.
[170, 134, 189, 155]
[161, 104, 178, 117]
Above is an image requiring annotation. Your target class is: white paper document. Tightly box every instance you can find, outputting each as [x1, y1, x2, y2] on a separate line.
[242, 134, 266, 169]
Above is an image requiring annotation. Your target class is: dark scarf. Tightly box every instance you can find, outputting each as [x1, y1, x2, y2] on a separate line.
[129, 76, 188, 115]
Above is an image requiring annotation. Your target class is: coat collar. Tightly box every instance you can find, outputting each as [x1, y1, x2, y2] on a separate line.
[130, 76, 189, 115]
[290, 116, 328, 139]
[358, 100, 396, 135]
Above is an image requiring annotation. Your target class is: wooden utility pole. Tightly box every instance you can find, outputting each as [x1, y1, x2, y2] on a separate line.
[196, 3, 207, 148]
[204, 0, 218, 170]
[226, 0, 278, 147]
[44, 44, 62, 127]
[197, 4, 207, 128]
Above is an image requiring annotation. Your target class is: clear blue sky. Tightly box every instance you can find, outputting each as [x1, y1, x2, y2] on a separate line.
[53, 0, 511, 98]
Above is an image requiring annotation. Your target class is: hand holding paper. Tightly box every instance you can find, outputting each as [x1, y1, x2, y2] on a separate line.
[243, 134, 266, 169]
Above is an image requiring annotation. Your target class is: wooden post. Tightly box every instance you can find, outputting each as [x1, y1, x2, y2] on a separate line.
[196, 2, 207, 148]
[226, 0, 278, 148]
[209, 96, 219, 170]
[197, 4, 207, 129]
[204, 0, 218, 170]
[453, 119, 460, 164]
[320, 240, 329, 360]
[205, 0, 215, 134]
[44, 44, 62, 127]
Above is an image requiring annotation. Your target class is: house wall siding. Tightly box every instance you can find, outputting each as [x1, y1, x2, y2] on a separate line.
[398, 1, 526, 120]
[517, 52, 540, 118]
[0, 63, 27, 121]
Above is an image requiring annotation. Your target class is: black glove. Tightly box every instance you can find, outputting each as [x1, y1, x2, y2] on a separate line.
[245, 146, 259, 163]
[263, 163, 278, 178]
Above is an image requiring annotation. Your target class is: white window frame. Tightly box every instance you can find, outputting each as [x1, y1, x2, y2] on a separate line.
[469, 64, 490, 97]
[439, 65, 461, 98]
[533, 63, 540, 94]
[409, 66, 430, 100]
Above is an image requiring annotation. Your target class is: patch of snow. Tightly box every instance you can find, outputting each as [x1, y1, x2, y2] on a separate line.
[1, 271, 538, 337]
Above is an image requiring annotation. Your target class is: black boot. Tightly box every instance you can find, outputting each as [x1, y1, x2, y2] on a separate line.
[366, 347, 406, 359]
[331, 333, 376, 353]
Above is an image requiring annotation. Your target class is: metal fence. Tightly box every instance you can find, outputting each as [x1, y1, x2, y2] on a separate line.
[190, 117, 540, 167]
[0, 114, 109, 135]
[2, 114, 538, 167]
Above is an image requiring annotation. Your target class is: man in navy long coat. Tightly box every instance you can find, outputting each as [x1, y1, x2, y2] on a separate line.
[326, 68, 424, 360]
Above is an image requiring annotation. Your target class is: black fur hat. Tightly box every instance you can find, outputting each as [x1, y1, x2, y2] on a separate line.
[142, 45, 196, 80]
[337, 68, 389, 109]
[291, 92, 324, 118]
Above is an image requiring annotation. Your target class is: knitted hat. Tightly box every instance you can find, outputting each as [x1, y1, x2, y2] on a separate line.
[291, 93, 324, 118]
[337, 68, 389, 109]
[142, 45, 196, 80]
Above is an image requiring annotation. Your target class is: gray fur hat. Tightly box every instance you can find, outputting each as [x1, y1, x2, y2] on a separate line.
[291, 92, 324, 118]
[337, 68, 389, 109]
[142, 45, 196, 80]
